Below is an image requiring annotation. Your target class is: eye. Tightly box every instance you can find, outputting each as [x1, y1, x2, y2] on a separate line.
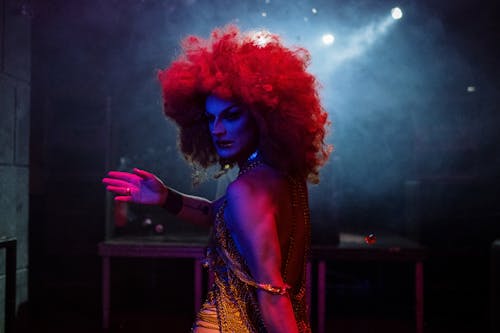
[224, 107, 242, 121]
[204, 112, 215, 123]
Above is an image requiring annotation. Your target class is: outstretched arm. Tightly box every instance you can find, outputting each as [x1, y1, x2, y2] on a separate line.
[226, 178, 299, 333]
[102, 168, 213, 227]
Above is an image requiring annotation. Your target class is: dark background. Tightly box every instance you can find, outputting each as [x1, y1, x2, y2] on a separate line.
[24, 0, 500, 332]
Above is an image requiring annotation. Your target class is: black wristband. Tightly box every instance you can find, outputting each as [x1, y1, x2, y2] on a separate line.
[162, 188, 183, 215]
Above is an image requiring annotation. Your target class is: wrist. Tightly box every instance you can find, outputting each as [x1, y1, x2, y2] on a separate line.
[162, 187, 183, 215]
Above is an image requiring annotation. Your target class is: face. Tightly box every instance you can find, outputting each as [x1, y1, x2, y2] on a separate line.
[205, 94, 258, 165]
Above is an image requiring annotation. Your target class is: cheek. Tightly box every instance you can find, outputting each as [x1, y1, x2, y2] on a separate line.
[227, 120, 247, 135]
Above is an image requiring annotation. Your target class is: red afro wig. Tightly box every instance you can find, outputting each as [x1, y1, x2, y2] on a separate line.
[158, 25, 331, 183]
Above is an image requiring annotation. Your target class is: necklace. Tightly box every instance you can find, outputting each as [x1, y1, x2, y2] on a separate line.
[238, 151, 263, 177]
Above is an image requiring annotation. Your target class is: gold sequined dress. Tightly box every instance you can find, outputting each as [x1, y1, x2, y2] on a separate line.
[193, 178, 311, 333]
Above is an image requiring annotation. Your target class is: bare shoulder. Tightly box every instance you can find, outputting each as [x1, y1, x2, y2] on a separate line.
[225, 164, 289, 233]
[226, 164, 285, 204]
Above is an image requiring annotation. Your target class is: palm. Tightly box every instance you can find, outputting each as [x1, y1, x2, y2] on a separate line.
[102, 168, 167, 205]
[136, 175, 165, 203]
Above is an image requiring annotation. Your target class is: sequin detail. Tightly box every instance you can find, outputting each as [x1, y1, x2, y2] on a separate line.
[194, 178, 311, 333]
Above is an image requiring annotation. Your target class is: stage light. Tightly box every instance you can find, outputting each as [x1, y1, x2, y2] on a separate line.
[312, 8, 318, 14]
[391, 7, 403, 20]
[467, 86, 476, 93]
[322, 33, 335, 45]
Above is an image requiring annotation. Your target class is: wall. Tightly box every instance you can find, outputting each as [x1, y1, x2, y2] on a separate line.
[0, 0, 31, 331]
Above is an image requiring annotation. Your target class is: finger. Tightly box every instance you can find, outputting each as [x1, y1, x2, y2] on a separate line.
[134, 168, 166, 187]
[133, 168, 155, 180]
[102, 178, 132, 188]
[106, 185, 133, 196]
[115, 196, 133, 202]
[107, 171, 142, 183]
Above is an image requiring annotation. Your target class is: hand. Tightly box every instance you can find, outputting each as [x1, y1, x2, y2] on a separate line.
[102, 168, 168, 205]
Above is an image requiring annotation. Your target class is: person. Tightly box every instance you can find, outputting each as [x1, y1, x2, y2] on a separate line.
[102, 25, 331, 333]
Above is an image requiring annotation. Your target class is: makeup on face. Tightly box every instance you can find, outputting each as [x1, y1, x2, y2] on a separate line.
[205, 95, 258, 164]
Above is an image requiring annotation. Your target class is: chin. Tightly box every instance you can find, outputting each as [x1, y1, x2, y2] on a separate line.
[217, 150, 247, 163]
[216, 150, 237, 161]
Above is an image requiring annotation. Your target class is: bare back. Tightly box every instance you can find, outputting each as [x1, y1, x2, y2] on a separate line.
[228, 164, 309, 291]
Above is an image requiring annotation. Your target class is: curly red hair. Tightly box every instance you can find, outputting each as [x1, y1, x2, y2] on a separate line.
[158, 25, 331, 183]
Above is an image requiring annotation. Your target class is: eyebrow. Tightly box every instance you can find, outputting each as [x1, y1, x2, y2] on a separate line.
[206, 104, 239, 116]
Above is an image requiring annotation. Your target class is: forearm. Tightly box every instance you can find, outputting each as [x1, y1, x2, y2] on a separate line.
[161, 187, 213, 227]
[258, 292, 299, 333]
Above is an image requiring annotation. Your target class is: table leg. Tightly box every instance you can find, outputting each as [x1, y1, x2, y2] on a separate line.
[416, 261, 424, 333]
[102, 255, 110, 329]
[318, 260, 326, 333]
[306, 261, 312, 321]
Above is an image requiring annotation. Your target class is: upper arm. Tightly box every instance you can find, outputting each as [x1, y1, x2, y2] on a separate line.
[225, 180, 284, 285]
[226, 178, 300, 333]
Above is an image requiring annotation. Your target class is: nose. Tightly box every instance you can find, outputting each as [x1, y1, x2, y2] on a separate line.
[211, 118, 226, 136]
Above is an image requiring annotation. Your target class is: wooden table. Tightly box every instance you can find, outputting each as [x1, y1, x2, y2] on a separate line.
[311, 232, 427, 333]
[99, 232, 426, 332]
[98, 238, 206, 329]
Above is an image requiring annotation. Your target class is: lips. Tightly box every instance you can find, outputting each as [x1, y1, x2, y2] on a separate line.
[216, 140, 233, 148]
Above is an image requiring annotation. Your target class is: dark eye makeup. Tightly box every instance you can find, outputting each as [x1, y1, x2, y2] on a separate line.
[223, 107, 242, 120]
[205, 104, 242, 123]
[204, 112, 215, 122]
